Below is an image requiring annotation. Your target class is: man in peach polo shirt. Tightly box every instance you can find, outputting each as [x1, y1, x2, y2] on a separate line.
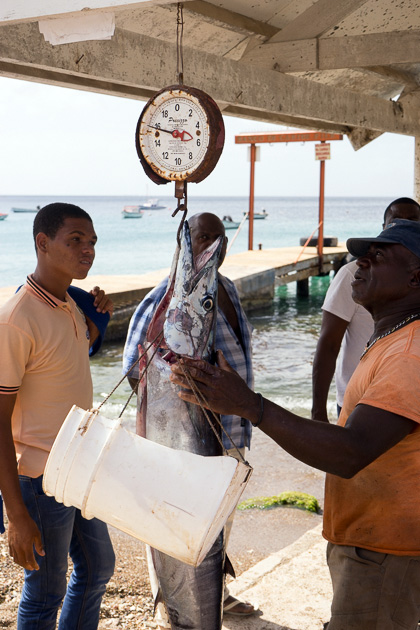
[170, 218, 420, 629]
[0, 203, 115, 630]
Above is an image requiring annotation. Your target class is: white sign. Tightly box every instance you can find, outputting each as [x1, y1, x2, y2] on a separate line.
[315, 143, 331, 160]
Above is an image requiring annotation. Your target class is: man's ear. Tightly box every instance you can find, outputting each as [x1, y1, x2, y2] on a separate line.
[409, 267, 420, 288]
[35, 232, 48, 254]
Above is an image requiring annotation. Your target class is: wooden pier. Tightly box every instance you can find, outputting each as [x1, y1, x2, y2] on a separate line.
[0, 244, 348, 341]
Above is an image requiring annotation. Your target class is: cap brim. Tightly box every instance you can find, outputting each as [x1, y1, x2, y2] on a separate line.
[346, 236, 395, 258]
[67, 286, 110, 356]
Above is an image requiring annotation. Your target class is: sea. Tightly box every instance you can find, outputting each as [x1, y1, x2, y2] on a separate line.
[0, 194, 392, 428]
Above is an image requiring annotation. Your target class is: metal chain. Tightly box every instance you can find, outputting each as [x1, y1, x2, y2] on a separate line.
[176, 3, 184, 85]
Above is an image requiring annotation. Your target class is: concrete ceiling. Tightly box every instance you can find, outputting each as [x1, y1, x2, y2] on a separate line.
[1, 0, 419, 149]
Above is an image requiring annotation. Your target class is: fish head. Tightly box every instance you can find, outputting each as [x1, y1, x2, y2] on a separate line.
[164, 220, 223, 359]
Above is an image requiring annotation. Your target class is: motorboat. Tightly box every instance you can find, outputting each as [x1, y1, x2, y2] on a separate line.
[138, 199, 166, 210]
[243, 208, 268, 219]
[222, 215, 241, 230]
[0, 213, 8, 221]
[122, 205, 144, 218]
[11, 206, 40, 213]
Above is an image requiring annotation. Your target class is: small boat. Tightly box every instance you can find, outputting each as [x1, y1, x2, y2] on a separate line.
[12, 206, 40, 213]
[222, 215, 241, 230]
[243, 208, 268, 219]
[122, 205, 144, 219]
[138, 199, 166, 210]
[0, 213, 8, 221]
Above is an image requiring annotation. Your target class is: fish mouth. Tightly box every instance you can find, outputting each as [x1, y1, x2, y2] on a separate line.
[161, 350, 178, 364]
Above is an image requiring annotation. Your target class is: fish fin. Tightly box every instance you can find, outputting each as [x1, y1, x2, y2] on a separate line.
[146, 545, 171, 628]
[224, 553, 236, 578]
[153, 587, 166, 615]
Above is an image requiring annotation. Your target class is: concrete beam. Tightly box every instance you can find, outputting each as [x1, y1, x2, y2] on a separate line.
[268, 0, 370, 43]
[184, 1, 278, 38]
[1, 22, 419, 137]
[0, 0, 175, 24]
[242, 31, 420, 73]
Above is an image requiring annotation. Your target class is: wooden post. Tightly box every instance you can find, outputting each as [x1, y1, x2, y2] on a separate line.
[318, 141, 325, 272]
[248, 143, 256, 250]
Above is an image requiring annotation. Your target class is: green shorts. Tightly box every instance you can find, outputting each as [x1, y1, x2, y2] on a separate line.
[326, 542, 420, 629]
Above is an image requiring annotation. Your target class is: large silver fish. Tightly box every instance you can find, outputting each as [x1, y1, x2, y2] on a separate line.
[137, 220, 227, 630]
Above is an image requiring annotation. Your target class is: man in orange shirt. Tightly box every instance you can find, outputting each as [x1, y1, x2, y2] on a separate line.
[170, 218, 420, 629]
[0, 203, 115, 630]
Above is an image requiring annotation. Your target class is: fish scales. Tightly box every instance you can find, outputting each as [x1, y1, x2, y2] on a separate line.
[138, 221, 225, 630]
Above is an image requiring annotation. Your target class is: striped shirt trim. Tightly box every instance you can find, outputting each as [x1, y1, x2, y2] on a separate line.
[26, 275, 59, 309]
[0, 385, 20, 394]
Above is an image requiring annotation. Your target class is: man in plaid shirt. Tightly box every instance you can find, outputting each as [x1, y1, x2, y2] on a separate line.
[122, 212, 256, 616]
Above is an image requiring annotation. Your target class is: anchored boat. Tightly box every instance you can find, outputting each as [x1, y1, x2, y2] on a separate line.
[243, 209, 268, 219]
[138, 199, 166, 210]
[122, 205, 144, 219]
[11, 206, 40, 213]
[222, 215, 240, 230]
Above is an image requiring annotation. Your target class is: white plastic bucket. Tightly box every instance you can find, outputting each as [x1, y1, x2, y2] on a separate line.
[43, 405, 252, 567]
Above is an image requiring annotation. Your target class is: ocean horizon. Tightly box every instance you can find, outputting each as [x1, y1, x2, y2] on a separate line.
[1, 194, 394, 288]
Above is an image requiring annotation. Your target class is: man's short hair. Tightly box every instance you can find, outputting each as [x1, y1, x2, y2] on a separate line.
[33, 203, 92, 247]
[383, 197, 420, 224]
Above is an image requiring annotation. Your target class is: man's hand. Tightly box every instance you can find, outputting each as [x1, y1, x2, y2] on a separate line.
[170, 350, 260, 423]
[8, 511, 44, 571]
[90, 286, 114, 316]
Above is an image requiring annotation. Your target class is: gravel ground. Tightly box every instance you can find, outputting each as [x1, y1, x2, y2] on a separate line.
[0, 431, 325, 629]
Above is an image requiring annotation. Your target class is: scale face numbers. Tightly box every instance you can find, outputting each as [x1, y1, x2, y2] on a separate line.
[136, 85, 225, 185]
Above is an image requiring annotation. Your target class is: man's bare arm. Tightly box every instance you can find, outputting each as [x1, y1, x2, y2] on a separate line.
[0, 394, 44, 570]
[311, 311, 349, 422]
[170, 353, 415, 478]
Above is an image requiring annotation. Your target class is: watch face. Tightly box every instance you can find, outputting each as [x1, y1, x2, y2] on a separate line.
[137, 88, 211, 182]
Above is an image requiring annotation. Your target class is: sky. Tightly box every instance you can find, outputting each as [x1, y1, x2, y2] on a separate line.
[0, 75, 416, 198]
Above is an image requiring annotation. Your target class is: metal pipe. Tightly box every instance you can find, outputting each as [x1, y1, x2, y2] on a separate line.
[318, 141, 325, 271]
[248, 143, 256, 250]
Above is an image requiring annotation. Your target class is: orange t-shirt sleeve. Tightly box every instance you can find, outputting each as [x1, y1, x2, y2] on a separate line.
[0, 323, 31, 393]
[358, 353, 420, 425]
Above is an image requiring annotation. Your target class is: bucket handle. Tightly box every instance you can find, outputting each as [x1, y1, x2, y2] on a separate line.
[94, 330, 165, 418]
[94, 329, 249, 467]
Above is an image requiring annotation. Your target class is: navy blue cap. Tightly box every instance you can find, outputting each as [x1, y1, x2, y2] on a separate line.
[347, 219, 420, 259]
[67, 286, 110, 356]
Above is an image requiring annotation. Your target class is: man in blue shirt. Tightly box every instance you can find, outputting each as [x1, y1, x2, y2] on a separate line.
[123, 212, 255, 617]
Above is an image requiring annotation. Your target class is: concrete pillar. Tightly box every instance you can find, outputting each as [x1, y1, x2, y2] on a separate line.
[414, 137, 420, 203]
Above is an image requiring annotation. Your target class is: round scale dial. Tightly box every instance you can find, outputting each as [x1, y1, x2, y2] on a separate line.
[136, 85, 224, 185]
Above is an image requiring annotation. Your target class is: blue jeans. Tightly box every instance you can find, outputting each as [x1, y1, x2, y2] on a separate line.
[17, 475, 115, 630]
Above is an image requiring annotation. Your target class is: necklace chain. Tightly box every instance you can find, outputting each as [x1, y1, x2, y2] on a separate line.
[361, 313, 420, 359]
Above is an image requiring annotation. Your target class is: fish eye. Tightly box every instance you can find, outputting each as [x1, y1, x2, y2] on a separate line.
[201, 295, 214, 312]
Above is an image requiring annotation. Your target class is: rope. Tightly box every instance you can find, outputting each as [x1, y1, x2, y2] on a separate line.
[293, 221, 322, 264]
[178, 360, 247, 463]
[95, 329, 164, 413]
[226, 213, 248, 254]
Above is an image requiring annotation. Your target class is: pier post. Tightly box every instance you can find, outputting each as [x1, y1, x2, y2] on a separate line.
[297, 278, 309, 297]
[415, 137, 420, 202]
[318, 142, 326, 273]
[248, 143, 256, 250]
